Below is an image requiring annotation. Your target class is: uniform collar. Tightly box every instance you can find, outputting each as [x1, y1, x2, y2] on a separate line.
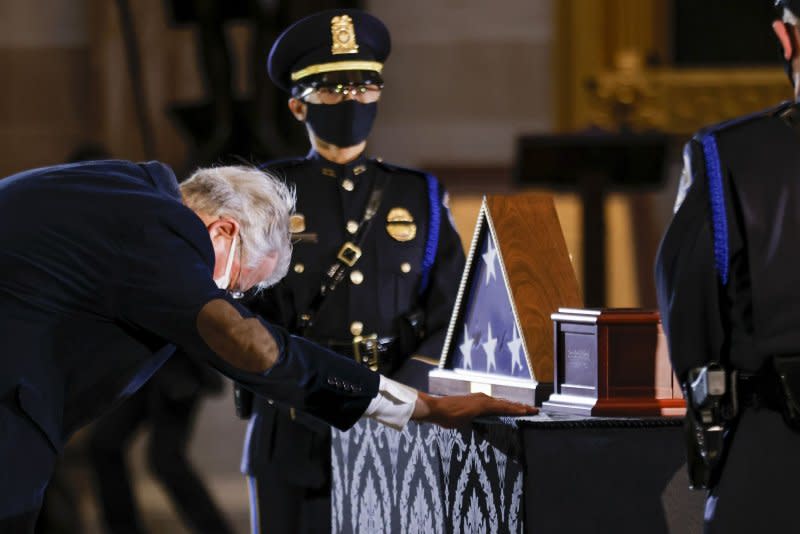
[307, 149, 369, 179]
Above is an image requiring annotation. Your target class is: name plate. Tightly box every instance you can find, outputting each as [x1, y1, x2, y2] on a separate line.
[542, 308, 685, 417]
[563, 332, 596, 391]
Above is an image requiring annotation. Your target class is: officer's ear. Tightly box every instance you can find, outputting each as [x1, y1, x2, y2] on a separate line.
[288, 98, 307, 122]
[774, 20, 797, 61]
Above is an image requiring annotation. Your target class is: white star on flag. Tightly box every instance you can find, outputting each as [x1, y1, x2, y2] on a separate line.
[459, 324, 473, 369]
[482, 322, 497, 372]
[481, 237, 498, 286]
[507, 322, 524, 373]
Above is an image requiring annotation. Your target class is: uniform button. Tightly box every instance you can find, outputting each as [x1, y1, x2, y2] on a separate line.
[342, 178, 354, 191]
[350, 270, 364, 285]
[327, 377, 336, 385]
[294, 263, 305, 274]
[400, 262, 411, 273]
[346, 220, 359, 234]
[350, 321, 364, 336]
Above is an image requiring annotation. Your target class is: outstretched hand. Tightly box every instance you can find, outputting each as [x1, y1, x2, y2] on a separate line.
[412, 391, 538, 429]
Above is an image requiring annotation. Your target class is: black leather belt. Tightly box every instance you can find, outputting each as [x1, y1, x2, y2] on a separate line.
[320, 335, 397, 372]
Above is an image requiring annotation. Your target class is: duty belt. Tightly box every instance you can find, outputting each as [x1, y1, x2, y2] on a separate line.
[321, 335, 397, 372]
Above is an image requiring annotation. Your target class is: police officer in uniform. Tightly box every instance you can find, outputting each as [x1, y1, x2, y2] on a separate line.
[655, 1, 800, 531]
[237, 9, 466, 533]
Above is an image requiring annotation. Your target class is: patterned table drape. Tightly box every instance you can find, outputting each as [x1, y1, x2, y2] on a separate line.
[331, 418, 524, 534]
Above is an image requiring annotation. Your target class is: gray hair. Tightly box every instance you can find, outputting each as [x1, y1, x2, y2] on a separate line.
[180, 165, 295, 290]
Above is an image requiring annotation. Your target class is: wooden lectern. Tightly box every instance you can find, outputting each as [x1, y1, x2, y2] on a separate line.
[429, 193, 582, 405]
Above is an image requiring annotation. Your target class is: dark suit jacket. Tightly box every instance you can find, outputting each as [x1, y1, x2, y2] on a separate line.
[655, 102, 800, 531]
[0, 160, 378, 518]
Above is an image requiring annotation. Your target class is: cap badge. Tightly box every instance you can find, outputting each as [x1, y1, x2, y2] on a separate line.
[386, 207, 417, 242]
[331, 15, 359, 55]
[289, 214, 306, 234]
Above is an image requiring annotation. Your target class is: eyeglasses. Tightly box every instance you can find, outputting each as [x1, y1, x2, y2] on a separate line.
[302, 84, 383, 105]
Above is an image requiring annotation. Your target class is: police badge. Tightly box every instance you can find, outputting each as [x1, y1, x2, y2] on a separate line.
[385, 207, 416, 242]
[331, 15, 359, 55]
[289, 214, 306, 233]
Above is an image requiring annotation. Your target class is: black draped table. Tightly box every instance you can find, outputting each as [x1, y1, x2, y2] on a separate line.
[331, 414, 705, 533]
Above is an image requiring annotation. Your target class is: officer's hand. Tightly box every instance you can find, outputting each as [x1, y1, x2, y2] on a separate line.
[412, 391, 538, 429]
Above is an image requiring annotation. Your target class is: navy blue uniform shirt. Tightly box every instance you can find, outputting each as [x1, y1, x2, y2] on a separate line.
[655, 102, 800, 532]
[251, 151, 465, 358]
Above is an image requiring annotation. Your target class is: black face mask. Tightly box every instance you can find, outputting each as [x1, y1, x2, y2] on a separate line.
[304, 101, 378, 147]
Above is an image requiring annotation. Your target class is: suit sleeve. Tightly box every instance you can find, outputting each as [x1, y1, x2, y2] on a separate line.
[414, 184, 466, 359]
[203, 319, 381, 431]
[655, 140, 726, 381]
[111, 206, 379, 430]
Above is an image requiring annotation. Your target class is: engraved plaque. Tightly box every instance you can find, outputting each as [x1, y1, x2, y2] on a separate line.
[563, 332, 596, 392]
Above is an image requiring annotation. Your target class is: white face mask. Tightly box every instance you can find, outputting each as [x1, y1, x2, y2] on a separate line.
[214, 235, 239, 291]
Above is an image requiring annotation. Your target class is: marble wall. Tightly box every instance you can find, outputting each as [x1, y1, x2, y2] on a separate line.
[368, 0, 554, 166]
[0, 0, 91, 175]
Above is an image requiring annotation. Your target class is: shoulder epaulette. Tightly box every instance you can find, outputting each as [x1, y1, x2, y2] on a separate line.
[258, 157, 306, 172]
[693, 101, 791, 141]
[372, 159, 431, 180]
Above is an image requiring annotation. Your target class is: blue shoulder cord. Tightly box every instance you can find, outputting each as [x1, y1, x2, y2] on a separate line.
[700, 133, 729, 286]
[698, 104, 783, 285]
[420, 174, 441, 294]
